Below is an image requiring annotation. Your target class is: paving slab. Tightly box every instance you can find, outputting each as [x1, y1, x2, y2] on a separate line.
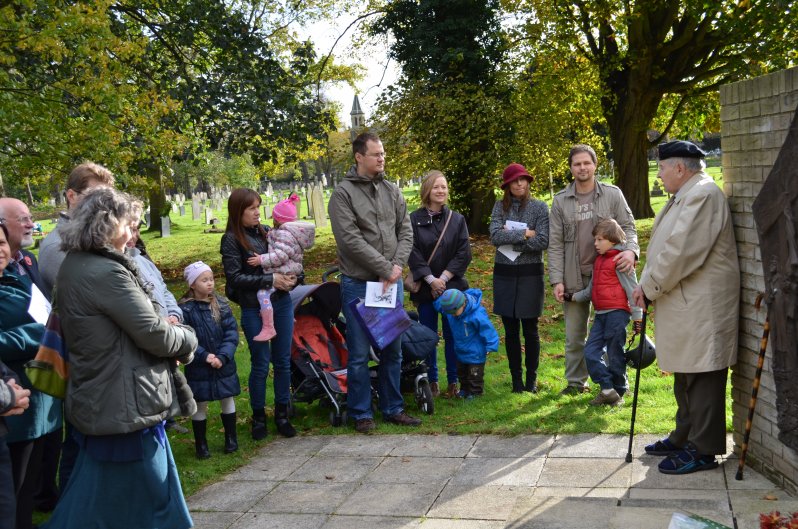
[321, 515, 421, 528]
[533, 486, 629, 499]
[287, 455, 383, 483]
[427, 483, 528, 520]
[224, 454, 311, 481]
[336, 480, 445, 517]
[364, 455, 463, 484]
[728, 489, 798, 529]
[420, 520, 504, 529]
[317, 434, 401, 457]
[190, 511, 244, 529]
[251, 481, 357, 514]
[548, 433, 629, 458]
[228, 513, 328, 529]
[536, 457, 632, 488]
[260, 435, 332, 457]
[187, 479, 277, 512]
[467, 434, 554, 458]
[450, 457, 544, 487]
[388, 433, 476, 457]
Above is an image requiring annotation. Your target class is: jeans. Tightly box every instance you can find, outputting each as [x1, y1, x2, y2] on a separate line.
[240, 292, 294, 411]
[583, 310, 630, 395]
[340, 275, 404, 420]
[417, 301, 457, 385]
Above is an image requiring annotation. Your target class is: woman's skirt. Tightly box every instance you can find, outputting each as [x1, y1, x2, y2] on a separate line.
[493, 262, 545, 319]
[42, 430, 192, 529]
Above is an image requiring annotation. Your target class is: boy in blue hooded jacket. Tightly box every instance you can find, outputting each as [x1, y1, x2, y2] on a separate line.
[434, 289, 499, 398]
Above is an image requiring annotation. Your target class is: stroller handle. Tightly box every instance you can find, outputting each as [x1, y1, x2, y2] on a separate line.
[322, 266, 340, 282]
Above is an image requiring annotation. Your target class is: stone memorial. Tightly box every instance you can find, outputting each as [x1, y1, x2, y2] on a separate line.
[160, 216, 171, 238]
[192, 197, 201, 220]
[311, 184, 326, 227]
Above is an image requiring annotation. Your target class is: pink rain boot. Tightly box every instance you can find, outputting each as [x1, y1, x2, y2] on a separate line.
[253, 290, 277, 341]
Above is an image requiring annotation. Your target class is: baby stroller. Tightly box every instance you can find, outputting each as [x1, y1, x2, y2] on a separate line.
[289, 281, 350, 426]
[290, 272, 438, 426]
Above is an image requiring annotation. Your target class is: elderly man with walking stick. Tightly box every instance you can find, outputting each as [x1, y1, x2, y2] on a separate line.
[633, 140, 740, 475]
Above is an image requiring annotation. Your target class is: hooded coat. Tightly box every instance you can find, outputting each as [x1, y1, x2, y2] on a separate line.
[434, 288, 499, 365]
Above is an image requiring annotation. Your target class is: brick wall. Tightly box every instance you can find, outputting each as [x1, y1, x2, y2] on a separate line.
[721, 66, 798, 494]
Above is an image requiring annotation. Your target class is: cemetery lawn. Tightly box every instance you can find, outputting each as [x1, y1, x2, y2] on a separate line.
[28, 160, 731, 500]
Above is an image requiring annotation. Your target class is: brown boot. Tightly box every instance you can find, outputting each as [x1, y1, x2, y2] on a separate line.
[445, 383, 459, 399]
[430, 381, 440, 397]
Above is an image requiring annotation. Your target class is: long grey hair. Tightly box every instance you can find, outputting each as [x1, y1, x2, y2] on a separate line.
[59, 187, 140, 253]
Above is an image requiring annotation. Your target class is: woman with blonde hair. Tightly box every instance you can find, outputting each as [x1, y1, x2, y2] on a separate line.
[407, 170, 472, 397]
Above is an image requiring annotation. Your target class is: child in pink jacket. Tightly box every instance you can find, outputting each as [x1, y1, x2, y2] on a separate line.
[246, 194, 315, 340]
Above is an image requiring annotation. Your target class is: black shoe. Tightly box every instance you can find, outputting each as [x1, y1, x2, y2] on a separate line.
[525, 383, 538, 394]
[274, 403, 296, 438]
[511, 378, 525, 393]
[384, 412, 422, 426]
[252, 410, 268, 441]
[192, 420, 211, 459]
[354, 418, 376, 434]
[220, 412, 239, 453]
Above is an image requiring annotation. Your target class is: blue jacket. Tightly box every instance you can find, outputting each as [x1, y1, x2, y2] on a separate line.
[434, 288, 499, 364]
[179, 296, 241, 402]
[0, 271, 61, 443]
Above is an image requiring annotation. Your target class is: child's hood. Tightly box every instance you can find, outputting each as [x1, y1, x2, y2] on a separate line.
[462, 288, 484, 316]
[279, 221, 316, 250]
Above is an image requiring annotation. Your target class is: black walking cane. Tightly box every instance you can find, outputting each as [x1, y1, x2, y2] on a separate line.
[625, 304, 649, 463]
[736, 293, 769, 480]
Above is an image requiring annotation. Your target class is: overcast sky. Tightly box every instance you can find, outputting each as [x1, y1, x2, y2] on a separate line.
[302, 15, 400, 128]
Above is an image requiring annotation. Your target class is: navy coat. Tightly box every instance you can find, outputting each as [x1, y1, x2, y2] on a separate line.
[179, 296, 241, 402]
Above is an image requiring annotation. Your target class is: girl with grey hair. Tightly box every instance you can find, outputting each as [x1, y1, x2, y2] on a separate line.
[44, 187, 198, 529]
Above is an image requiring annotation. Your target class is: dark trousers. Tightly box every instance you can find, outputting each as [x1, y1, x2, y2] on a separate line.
[58, 421, 79, 492]
[669, 368, 729, 455]
[33, 428, 60, 509]
[457, 363, 485, 396]
[501, 316, 540, 385]
[0, 438, 14, 529]
[9, 436, 44, 529]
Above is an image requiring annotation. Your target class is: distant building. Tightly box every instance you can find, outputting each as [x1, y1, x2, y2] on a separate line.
[350, 94, 365, 142]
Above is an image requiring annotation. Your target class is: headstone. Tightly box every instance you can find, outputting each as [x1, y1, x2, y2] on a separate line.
[171, 202, 178, 213]
[179, 204, 185, 216]
[160, 216, 171, 238]
[144, 212, 151, 228]
[192, 198, 201, 220]
[305, 185, 314, 218]
[651, 181, 665, 197]
[311, 184, 326, 227]
[321, 174, 327, 187]
[262, 204, 272, 221]
[204, 207, 213, 224]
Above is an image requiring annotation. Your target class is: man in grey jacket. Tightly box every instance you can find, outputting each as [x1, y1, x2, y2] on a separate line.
[549, 144, 639, 395]
[328, 132, 420, 433]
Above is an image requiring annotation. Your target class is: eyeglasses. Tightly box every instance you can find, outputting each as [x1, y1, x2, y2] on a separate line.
[11, 215, 33, 224]
[365, 152, 386, 159]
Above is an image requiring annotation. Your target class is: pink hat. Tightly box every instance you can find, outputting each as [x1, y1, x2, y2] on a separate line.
[184, 261, 212, 287]
[272, 194, 299, 224]
[501, 163, 532, 189]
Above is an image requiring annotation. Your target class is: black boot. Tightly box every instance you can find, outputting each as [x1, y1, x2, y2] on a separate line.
[192, 420, 211, 459]
[524, 375, 538, 394]
[221, 412, 239, 453]
[511, 373, 525, 393]
[252, 409, 267, 441]
[274, 403, 296, 438]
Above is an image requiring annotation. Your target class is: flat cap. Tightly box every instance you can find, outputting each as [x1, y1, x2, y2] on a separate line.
[658, 140, 706, 160]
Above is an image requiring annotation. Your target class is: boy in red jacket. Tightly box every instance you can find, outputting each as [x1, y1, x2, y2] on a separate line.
[565, 219, 643, 407]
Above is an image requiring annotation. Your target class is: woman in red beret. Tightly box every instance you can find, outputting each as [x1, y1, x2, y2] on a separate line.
[489, 164, 549, 393]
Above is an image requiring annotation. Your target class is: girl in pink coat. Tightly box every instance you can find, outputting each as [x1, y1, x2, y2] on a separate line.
[247, 194, 315, 340]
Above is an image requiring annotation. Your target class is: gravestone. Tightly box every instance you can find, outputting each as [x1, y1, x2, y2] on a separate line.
[651, 180, 665, 197]
[192, 198, 201, 220]
[204, 207, 213, 224]
[262, 204, 272, 221]
[160, 216, 171, 238]
[144, 212, 151, 228]
[311, 184, 326, 227]
[179, 204, 185, 216]
[321, 174, 327, 187]
[305, 185, 313, 218]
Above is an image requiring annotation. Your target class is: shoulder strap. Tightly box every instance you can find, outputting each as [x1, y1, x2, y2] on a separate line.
[427, 210, 453, 264]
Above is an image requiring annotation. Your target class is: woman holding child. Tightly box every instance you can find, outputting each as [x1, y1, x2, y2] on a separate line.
[407, 170, 472, 398]
[221, 188, 298, 440]
[489, 163, 549, 394]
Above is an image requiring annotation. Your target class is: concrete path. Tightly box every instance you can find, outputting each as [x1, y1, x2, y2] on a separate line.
[187, 433, 796, 529]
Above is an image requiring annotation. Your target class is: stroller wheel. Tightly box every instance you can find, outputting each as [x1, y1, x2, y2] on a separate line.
[417, 379, 435, 415]
[329, 409, 348, 427]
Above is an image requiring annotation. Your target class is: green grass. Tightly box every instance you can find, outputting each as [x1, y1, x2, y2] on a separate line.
[29, 167, 731, 503]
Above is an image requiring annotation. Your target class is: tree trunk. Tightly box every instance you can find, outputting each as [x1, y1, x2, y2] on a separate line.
[145, 162, 165, 233]
[467, 185, 495, 235]
[0, 169, 5, 197]
[612, 127, 654, 219]
[25, 178, 34, 204]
